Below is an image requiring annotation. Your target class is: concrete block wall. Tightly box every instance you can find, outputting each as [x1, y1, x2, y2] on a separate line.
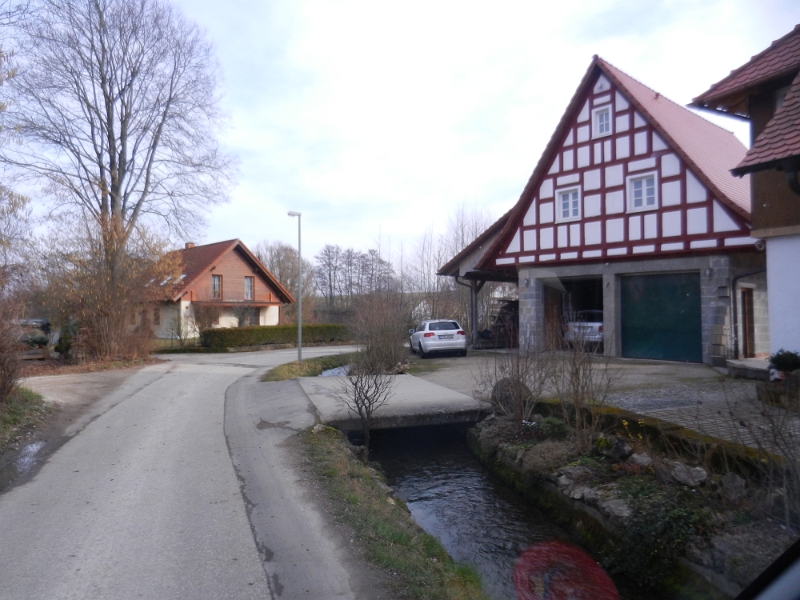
[514, 252, 765, 366]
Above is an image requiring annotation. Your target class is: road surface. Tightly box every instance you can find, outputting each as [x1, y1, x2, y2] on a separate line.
[0, 346, 387, 600]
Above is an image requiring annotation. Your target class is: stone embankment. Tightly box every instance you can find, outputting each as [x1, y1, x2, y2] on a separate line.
[467, 415, 794, 599]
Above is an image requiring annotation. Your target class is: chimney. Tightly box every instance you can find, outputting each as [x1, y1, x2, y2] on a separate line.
[185, 242, 195, 249]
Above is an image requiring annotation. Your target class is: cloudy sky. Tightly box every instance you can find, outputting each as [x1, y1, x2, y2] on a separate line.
[172, 0, 800, 261]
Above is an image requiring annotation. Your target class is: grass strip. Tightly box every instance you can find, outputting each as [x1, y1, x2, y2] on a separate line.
[301, 426, 487, 600]
[261, 352, 358, 381]
[0, 387, 49, 450]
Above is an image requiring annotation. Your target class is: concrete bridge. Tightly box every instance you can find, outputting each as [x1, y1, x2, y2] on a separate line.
[298, 375, 488, 432]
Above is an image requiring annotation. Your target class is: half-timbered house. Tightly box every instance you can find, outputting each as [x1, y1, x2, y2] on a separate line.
[152, 239, 294, 340]
[442, 57, 768, 365]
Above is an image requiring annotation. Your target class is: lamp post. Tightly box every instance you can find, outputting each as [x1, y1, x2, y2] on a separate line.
[288, 211, 302, 361]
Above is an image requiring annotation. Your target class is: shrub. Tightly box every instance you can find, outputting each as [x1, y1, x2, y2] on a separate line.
[200, 324, 350, 349]
[770, 349, 800, 374]
[541, 416, 568, 440]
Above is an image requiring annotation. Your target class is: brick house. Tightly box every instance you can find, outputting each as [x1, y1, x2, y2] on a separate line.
[441, 57, 768, 364]
[152, 239, 294, 340]
[692, 24, 800, 355]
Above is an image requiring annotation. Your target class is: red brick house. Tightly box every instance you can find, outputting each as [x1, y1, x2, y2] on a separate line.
[692, 24, 800, 355]
[441, 57, 768, 364]
[153, 239, 294, 340]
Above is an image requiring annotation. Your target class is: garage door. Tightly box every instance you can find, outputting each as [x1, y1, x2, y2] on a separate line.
[621, 273, 702, 362]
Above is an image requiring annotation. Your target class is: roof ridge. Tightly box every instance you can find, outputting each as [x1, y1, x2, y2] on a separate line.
[597, 57, 738, 137]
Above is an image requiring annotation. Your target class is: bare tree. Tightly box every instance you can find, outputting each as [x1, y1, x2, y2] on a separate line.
[253, 240, 314, 324]
[336, 369, 393, 463]
[2, 0, 231, 264]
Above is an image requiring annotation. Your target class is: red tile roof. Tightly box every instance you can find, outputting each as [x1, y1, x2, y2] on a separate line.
[601, 58, 750, 216]
[474, 57, 751, 272]
[169, 239, 294, 303]
[692, 25, 800, 115]
[733, 71, 800, 175]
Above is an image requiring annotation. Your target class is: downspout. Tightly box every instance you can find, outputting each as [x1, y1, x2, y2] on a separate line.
[731, 268, 766, 360]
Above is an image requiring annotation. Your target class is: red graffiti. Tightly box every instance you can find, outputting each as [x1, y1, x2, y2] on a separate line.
[513, 541, 618, 600]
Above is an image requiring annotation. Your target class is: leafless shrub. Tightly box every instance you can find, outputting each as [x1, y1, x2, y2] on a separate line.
[0, 299, 21, 403]
[191, 298, 223, 334]
[335, 368, 394, 462]
[349, 291, 410, 373]
[39, 225, 180, 361]
[552, 323, 619, 454]
[474, 332, 555, 422]
[704, 381, 800, 529]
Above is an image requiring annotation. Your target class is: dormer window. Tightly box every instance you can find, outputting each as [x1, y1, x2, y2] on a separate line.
[556, 187, 581, 223]
[627, 172, 658, 213]
[592, 106, 612, 138]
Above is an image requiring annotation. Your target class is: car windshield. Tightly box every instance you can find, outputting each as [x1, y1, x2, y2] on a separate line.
[429, 321, 459, 331]
[576, 311, 602, 322]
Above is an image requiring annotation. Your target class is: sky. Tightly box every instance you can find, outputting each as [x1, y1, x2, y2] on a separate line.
[170, 0, 800, 262]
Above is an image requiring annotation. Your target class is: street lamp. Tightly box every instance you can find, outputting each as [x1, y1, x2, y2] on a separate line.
[288, 211, 302, 361]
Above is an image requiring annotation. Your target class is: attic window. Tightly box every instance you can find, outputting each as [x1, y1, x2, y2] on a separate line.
[212, 274, 222, 299]
[592, 106, 612, 138]
[556, 187, 581, 223]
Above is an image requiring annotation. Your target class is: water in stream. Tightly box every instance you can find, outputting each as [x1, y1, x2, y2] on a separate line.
[370, 425, 627, 600]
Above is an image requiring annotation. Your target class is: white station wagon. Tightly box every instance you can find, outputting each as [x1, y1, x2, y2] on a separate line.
[409, 319, 467, 358]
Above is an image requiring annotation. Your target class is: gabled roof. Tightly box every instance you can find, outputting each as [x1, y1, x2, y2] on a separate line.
[692, 25, 800, 117]
[476, 57, 750, 271]
[437, 209, 511, 277]
[169, 239, 294, 303]
[733, 70, 800, 175]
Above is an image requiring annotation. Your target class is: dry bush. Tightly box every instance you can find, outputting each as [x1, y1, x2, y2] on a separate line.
[40, 226, 181, 361]
[0, 299, 21, 403]
[335, 370, 393, 462]
[552, 323, 619, 454]
[474, 333, 555, 422]
[349, 291, 410, 373]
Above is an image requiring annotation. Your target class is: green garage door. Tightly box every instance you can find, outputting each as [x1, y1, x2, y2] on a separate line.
[621, 273, 702, 362]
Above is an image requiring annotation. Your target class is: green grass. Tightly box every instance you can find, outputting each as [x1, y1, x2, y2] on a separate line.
[302, 426, 487, 600]
[261, 352, 359, 381]
[0, 387, 49, 450]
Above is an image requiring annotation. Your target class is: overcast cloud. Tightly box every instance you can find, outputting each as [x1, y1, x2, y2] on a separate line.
[172, 0, 800, 262]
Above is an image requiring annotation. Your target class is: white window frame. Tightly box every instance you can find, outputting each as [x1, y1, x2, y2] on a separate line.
[244, 276, 254, 300]
[591, 106, 612, 139]
[626, 171, 659, 213]
[555, 186, 582, 223]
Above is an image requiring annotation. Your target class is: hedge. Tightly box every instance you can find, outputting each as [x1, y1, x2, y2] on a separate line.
[200, 324, 351, 350]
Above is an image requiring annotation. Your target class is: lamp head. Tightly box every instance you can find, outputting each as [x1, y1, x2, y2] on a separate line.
[287, 211, 301, 217]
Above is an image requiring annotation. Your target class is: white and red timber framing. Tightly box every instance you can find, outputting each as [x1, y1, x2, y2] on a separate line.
[441, 57, 770, 365]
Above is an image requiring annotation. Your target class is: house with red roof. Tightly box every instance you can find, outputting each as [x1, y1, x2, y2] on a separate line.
[441, 57, 768, 365]
[692, 24, 800, 355]
[152, 239, 294, 340]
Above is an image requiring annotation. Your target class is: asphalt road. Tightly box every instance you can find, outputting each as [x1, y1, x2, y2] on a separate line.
[0, 346, 359, 600]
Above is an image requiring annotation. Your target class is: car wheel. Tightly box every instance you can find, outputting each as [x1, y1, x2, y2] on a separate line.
[460, 350, 467, 357]
[418, 343, 427, 359]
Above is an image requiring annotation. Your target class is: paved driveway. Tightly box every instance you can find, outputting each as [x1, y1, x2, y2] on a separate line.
[1, 346, 384, 600]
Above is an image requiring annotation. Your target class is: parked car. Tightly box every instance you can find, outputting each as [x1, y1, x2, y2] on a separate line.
[18, 318, 52, 360]
[409, 319, 467, 358]
[563, 310, 603, 349]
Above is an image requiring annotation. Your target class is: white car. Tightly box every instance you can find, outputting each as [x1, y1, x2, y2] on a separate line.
[409, 319, 467, 358]
[563, 310, 604, 349]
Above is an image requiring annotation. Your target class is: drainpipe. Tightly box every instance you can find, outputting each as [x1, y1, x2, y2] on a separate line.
[731, 268, 766, 360]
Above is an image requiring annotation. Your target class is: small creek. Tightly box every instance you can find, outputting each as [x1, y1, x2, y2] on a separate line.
[370, 425, 635, 600]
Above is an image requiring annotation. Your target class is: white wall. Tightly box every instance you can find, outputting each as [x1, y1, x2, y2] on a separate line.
[260, 306, 280, 325]
[217, 311, 239, 328]
[767, 234, 800, 354]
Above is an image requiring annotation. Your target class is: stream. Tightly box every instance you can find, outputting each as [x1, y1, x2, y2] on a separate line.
[370, 425, 634, 600]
